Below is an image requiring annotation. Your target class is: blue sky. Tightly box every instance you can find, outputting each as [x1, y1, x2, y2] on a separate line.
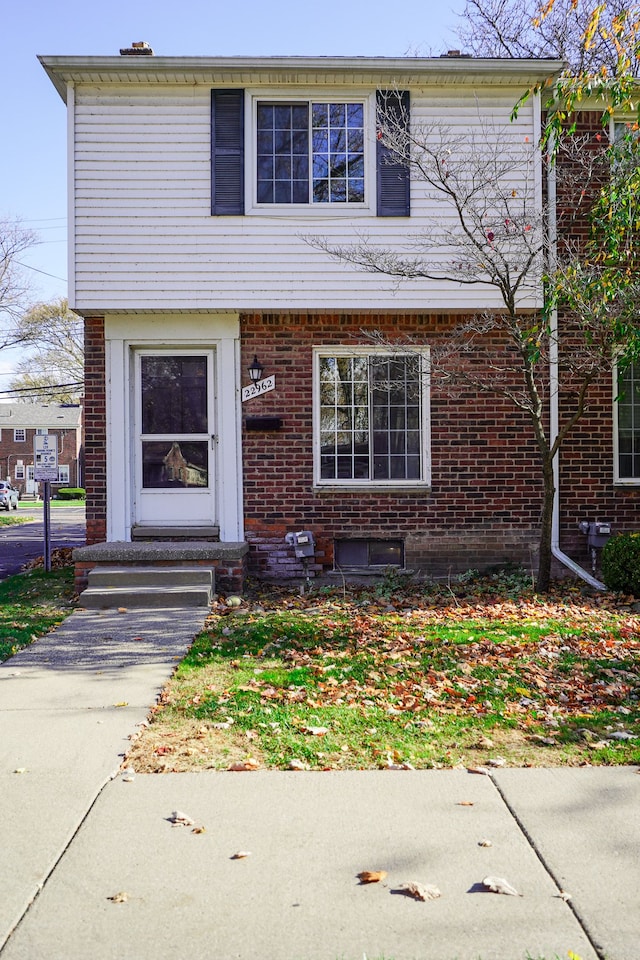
[0, 0, 462, 381]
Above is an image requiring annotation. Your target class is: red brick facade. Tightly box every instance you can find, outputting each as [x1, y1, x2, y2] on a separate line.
[83, 317, 107, 544]
[241, 312, 547, 579]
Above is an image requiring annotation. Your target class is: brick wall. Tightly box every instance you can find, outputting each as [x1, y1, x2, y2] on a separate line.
[84, 317, 107, 544]
[240, 312, 544, 579]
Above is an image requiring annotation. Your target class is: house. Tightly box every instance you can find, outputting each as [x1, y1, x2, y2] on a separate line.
[39, 49, 639, 593]
[0, 403, 83, 497]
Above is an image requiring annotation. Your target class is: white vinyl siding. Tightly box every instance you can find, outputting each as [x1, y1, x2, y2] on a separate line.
[71, 83, 541, 313]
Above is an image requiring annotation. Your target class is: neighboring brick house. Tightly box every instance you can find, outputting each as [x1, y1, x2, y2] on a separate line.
[0, 403, 83, 497]
[39, 49, 639, 588]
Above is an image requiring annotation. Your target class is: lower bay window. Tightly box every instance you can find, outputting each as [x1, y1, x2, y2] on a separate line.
[314, 347, 430, 487]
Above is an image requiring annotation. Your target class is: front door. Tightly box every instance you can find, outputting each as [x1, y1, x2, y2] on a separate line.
[134, 351, 216, 527]
[26, 465, 37, 495]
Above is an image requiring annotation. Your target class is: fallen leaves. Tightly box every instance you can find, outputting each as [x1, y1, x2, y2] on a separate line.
[168, 810, 194, 827]
[107, 891, 128, 904]
[398, 881, 442, 901]
[228, 758, 260, 771]
[357, 870, 387, 884]
[481, 875, 522, 896]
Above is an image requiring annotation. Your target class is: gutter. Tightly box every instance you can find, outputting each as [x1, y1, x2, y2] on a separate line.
[546, 130, 605, 590]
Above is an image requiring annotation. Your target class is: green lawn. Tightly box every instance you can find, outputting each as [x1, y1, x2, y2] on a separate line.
[127, 572, 640, 772]
[0, 568, 76, 661]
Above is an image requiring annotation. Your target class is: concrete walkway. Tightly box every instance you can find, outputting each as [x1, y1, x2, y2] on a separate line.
[0, 608, 638, 960]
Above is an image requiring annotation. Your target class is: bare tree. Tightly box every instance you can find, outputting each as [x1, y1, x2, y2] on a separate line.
[9, 298, 84, 403]
[309, 102, 640, 591]
[0, 218, 38, 349]
[455, 0, 640, 74]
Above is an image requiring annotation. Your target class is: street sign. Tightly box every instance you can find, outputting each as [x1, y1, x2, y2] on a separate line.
[34, 434, 59, 482]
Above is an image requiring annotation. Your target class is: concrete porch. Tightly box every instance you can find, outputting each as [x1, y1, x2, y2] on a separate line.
[73, 540, 249, 607]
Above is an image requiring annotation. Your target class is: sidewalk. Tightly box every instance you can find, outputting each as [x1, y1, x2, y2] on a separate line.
[1, 607, 638, 960]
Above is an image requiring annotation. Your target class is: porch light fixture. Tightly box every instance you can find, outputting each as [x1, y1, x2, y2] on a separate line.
[248, 355, 264, 383]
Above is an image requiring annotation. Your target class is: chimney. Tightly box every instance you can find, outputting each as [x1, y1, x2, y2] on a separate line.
[440, 50, 472, 58]
[119, 41, 154, 56]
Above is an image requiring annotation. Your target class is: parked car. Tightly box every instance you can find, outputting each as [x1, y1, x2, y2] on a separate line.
[0, 481, 19, 511]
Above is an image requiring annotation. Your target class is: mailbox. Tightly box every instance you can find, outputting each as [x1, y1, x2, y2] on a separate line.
[285, 530, 316, 559]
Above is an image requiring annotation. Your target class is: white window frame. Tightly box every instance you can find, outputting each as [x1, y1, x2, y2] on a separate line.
[246, 89, 376, 216]
[14, 429, 26, 442]
[15, 462, 25, 481]
[313, 345, 431, 490]
[58, 464, 70, 484]
[36, 428, 49, 436]
[614, 360, 640, 484]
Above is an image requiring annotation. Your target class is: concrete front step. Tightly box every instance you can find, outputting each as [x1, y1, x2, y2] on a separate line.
[78, 565, 214, 609]
[85, 565, 214, 589]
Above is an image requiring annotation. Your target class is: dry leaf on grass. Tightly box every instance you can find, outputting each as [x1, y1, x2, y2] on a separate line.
[357, 870, 387, 884]
[482, 875, 521, 896]
[399, 881, 441, 901]
[168, 810, 195, 827]
[301, 726, 329, 736]
[228, 758, 260, 771]
[288, 759, 309, 771]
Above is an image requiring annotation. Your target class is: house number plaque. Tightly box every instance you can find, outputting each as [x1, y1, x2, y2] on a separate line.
[242, 374, 276, 402]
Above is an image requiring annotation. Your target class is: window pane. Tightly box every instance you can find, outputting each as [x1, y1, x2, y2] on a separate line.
[257, 102, 309, 204]
[318, 352, 424, 483]
[141, 356, 207, 435]
[618, 362, 640, 478]
[142, 441, 208, 488]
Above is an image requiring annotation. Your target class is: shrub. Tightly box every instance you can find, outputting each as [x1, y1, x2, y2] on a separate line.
[56, 487, 85, 501]
[601, 532, 640, 596]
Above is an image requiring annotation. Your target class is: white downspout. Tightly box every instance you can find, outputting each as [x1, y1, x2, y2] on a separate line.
[546, 126, 605, 590]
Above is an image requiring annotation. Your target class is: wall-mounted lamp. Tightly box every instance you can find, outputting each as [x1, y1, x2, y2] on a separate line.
[248, 355, 264, 383]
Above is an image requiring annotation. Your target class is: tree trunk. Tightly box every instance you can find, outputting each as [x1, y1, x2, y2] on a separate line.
[536, 457, 556, 592]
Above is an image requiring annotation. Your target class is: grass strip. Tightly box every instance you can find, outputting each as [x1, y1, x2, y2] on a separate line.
[0, 568, 76, 662]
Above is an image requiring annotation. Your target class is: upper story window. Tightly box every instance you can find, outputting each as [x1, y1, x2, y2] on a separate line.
[211, 89, 409, 218]
[256, 101, 365, 205]
[314, 347, 430, 488]
[616, 361, 640, 482]
[14, 429, 26, 442]
[36, 428, 49, 436]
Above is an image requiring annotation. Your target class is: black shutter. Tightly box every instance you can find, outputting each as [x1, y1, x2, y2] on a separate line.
[211, 90, 244, 216]
[376, 90, 410, 217]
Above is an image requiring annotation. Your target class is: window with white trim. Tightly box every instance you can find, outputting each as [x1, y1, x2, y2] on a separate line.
[616, 361, 640, 481]
[58, 465, 70, 484]
[314, 348, 429, 486]
[256, 100, 365, 205]
[36, 428, 49, 436]
[14, 429, 26, 442]
[15, 463, 25, 480]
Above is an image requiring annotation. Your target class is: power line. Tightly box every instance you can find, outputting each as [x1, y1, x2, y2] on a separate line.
[0, 381, 83, 398]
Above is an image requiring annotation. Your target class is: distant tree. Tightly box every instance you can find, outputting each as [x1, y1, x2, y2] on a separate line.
[9, 298, 84, 403]
[0, 218, 38, 349]
[457, 0, 640, 74]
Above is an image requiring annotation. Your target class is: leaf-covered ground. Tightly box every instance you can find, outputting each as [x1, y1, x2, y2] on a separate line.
[126, 571, 640, 772]
[0, 567, 76, 662]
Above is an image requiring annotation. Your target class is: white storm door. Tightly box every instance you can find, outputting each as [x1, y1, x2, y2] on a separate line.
[134, 351, 216, 526]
